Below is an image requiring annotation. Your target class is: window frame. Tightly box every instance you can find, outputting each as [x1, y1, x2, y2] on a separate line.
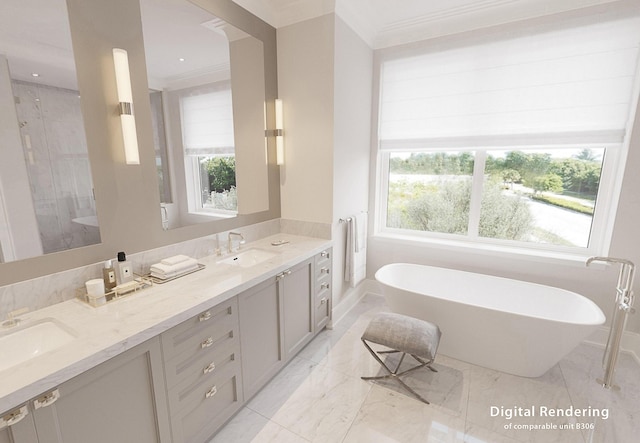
[376, 144, 623, 258]
[371, 11, 640, 261]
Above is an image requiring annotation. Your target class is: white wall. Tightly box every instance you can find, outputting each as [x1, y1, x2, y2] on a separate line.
[331, 16, 373, 307]
[277, 14, 335, 224]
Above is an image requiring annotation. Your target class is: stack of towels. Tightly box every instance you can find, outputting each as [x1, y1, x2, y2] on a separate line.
[150, 255, 200, 280]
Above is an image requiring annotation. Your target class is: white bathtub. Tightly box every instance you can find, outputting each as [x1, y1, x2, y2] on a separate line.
[375, 263, 605, 377]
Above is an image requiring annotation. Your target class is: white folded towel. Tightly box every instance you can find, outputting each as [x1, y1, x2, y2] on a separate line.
[150, 257, 199, 280]
[161, 254, 191, 266]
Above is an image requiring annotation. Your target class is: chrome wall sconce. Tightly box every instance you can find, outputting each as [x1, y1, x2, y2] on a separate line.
[266, 99, 284, 165]
[112, 48, 140, 165]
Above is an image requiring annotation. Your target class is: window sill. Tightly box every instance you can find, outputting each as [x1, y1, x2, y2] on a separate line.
[372, 231, 600, 268]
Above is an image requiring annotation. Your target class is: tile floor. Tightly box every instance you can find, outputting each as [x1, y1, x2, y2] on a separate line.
[211, 294, 640, 443]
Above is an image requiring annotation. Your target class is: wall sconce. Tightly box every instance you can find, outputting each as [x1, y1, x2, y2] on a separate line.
[274, 99, 284, 165]
[112, 48, 140, 165]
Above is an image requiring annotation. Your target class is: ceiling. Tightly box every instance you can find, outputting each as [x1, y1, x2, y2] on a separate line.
[232, 0, 620, 48]
[0, 0, 245, 91]
[0, 0, 620, 91]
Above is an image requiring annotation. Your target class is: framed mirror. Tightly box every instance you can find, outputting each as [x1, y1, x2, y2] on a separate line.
[140, 0, 269, 230]
[0, 0, 100, 263]
[0, 0, 278, 287]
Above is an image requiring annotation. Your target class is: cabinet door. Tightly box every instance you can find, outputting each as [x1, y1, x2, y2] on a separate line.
[238, 277, 283, 399]
[32, 337, 170, 443]
[0, 405, 38, 443]
[282, 258, 314, 359]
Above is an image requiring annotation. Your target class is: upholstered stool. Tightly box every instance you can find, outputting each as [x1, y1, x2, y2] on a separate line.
[361, 312, 441, 404]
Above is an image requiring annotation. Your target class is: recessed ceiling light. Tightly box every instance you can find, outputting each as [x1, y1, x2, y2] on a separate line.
[179, 58, 185, 62]
[31, 73, 40, 77]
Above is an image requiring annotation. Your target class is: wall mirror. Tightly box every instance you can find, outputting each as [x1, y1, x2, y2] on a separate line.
[0, 0, 100, 263]
[140, 0, 269, 230]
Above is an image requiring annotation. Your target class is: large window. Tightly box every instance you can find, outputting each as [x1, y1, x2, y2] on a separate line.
[180, 82, 237, 215]
[376, 13, 640, 256]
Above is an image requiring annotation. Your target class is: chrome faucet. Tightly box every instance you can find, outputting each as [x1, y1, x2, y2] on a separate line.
[586, 256, 636, 390]
[2, 307, 29, 328]
[228, 231, 245, 253]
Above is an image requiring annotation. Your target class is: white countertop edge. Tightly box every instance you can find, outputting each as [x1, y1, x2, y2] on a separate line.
[0, 234, 332, 414]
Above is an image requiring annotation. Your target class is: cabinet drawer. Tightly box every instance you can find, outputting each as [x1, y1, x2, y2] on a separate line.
[161, 298, 237, 361]
[315, 249, 331, 269]
[169, 363, 242, 443]
[164, 330, 239, 390]
[316, 274, 331, 297]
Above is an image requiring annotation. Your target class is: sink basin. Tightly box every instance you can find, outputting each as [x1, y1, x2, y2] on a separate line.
[220, 248, 278, 268]
[0, 318, 77, 372]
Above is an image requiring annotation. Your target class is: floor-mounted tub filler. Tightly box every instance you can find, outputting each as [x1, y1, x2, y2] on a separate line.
[375, 263, 605, 377]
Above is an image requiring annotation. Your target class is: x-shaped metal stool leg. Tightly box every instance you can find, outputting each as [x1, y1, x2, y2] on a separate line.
[361, 339, 438, 404]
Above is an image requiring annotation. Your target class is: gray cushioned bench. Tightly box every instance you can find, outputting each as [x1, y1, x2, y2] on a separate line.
[361, 312, 441, 404]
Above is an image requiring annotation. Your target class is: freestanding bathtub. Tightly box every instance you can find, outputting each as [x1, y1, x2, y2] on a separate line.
[375, 263, 605, 377]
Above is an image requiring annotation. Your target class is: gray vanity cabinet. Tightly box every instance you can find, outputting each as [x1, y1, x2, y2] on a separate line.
[160, 298, 243, 443]
[0, 405, 38, 443]
[238, 276, 284, 399]
[28, 337, 171, 443]
[282, 258, 315, 359]
[238, 255, 320, 400]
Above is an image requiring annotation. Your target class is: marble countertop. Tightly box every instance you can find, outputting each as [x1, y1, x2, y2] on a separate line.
[0, 234, 332, 415]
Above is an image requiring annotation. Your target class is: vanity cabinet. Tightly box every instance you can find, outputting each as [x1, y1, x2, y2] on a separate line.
[2, 338, 171, 443]
[160, 298, 242, 443]
[239, 249, 331, 400]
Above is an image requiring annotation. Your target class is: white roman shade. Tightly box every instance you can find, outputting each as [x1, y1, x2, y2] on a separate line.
[379, 15, 640, 150]
[181, 83, 235, 156]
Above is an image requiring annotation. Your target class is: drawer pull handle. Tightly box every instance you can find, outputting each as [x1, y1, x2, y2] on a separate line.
[33, 389, 60, 409]
[205, 385, 218, 399]
[321, 267, 330, 274]
[203, 362, 216, 374]
[0, 406, 28, 430]
[199, 311, 212, 322]
[321, 282, 330, 289]
[321, 251, 330, 258]
[320, 297, 327, 305]
[201, 337, 214, 348]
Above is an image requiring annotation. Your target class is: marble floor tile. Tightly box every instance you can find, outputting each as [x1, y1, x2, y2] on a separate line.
[466, 363, 585, 443]
[342, 385, 466, 443]
[559, 343, 640, 443]
[266, 363, 372, 443]
[247, 356, 321, 419]
[208, 407, 309, 443]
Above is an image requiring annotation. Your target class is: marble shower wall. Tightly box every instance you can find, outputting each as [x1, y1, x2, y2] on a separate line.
[12, 80, 99, 254]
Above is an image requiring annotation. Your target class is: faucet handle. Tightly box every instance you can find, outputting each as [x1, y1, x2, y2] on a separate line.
[4, 307, 29, 327]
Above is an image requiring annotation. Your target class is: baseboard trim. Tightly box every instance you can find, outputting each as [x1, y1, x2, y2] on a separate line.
[584, 326, 640, 366]
[329, 279, 379, 329]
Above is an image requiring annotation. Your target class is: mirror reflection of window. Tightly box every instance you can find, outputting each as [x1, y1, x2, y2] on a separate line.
[180, 82, 237, 214]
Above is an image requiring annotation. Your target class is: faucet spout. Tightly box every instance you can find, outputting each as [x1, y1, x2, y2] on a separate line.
[587, 256, 635, 268]
[228, 231, 245, 253]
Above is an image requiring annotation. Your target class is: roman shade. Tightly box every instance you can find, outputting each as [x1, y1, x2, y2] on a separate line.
[181, 82, 235, 155]
[379, 15, 640, 151]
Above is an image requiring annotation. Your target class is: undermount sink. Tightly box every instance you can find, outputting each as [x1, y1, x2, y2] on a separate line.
[0, 318, 77, 372]
[220, 248, 278, 268]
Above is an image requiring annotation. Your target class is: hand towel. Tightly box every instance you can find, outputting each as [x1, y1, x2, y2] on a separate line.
[150, 257, 199, 280]
[161, 254, 191, 266]
[345, 213, 367, 288]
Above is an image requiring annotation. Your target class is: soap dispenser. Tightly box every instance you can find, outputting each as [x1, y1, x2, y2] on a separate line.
[103, 260, 117, 291]
[115, 251, 134, 284]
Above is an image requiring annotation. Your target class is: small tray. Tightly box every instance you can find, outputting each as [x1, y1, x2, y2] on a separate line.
[77, 275, 153, 307]
[146, 263, 205, 284]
